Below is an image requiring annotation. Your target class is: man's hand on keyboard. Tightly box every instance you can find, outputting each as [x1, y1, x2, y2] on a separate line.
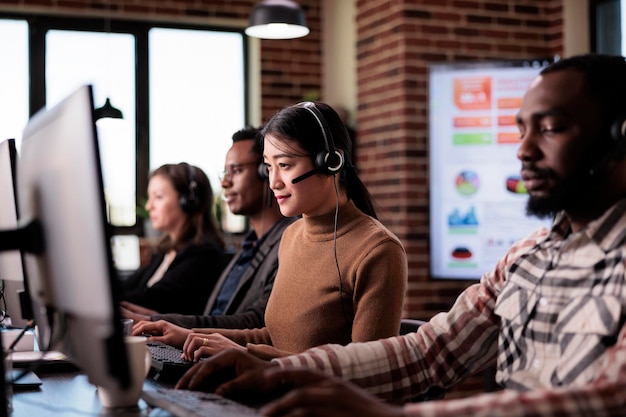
[120, 301, 158, 322]
[182, 332, 246, 361]
[259, 368, 404, 417]
[176, 348, 281, 405]
[132, 319, 192, 348]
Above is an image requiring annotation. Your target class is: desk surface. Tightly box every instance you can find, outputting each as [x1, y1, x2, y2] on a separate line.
[11, 371, 173, 417]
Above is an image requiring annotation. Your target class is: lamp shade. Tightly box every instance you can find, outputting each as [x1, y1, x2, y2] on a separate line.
[245, 0, 310, 39]
[94, 97, 123, 121]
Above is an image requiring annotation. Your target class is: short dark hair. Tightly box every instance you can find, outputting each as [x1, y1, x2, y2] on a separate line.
[232, 126, 262, 158]
[232, 126, 260, 143]
[541, 54, 626, 125]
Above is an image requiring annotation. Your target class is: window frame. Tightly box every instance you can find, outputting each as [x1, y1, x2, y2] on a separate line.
[590, 0, 622, 54]
[1, 12, 249, 236]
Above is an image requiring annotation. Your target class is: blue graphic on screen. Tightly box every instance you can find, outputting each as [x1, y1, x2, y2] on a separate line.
[448, 206, 478, 227]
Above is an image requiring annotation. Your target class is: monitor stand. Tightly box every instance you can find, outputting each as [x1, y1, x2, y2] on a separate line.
[0, 326, 9, 417]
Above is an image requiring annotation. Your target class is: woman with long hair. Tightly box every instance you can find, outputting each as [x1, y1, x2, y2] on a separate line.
[179, 102, 407, 360]
[120, 162, 226, 315]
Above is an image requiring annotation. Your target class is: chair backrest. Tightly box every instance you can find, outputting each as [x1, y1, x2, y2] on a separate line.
[399, 318, 427, 335]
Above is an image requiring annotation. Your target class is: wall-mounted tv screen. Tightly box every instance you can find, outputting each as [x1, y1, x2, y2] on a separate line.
[429, 59, 553, 280]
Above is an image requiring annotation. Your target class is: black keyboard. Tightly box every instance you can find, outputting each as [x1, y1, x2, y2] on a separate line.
[147, 340, 194, 382]
[142, 387, 259, 417]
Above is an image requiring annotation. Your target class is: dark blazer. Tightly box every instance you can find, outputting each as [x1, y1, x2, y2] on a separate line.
[120, 239, 225, 315]
[150, 216, 296, 329]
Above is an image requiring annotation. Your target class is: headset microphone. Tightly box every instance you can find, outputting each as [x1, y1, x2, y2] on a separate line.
[291, 166, 324, 184]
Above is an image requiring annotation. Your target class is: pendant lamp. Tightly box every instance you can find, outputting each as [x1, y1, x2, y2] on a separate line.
[94, 97, 124, 121]
[245, 0, 310, 40]
[94, 0, 124, 121]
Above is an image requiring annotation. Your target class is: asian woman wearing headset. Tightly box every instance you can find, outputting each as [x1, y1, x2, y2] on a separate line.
[179, 102, 407, 361]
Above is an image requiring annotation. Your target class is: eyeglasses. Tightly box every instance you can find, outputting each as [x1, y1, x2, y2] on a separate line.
[219, 161, 258, 181]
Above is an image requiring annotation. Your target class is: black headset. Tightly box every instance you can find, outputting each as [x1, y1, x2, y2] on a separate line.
[256, 103, 347, 205]
[179, 163, 200, 213]
[257, 160, 270, 182]
[589, 114, 626, 177]
[611, 115, 626, 142]
[257, 161, 274, 208]
[291, 102, 345, 184]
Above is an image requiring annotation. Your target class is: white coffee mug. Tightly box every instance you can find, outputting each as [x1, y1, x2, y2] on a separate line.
[97, 335, 151, 408]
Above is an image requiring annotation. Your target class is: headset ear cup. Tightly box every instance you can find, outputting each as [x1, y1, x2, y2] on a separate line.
[179, 163, 200, 213]
[327, 150, 344, 173]
[179, 183, 199, 213]
[258, 163, 269, 181]
[611, 116, 626, 142]
[315, 151, 329, 172]
[179, 195, 190, 212]
[315, 150, 344, 175]
[179, 196, 191, 213]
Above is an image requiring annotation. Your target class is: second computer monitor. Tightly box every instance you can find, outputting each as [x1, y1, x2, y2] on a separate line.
[0, 138, 30, 328]
[16, 85, 130, 389]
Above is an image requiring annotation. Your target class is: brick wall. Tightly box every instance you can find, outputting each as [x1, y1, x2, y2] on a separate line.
[351, 0, 563, 322]
[257, 3, 322, 116]
[1, 0, 566, 399]
[351, 0, 564, 397]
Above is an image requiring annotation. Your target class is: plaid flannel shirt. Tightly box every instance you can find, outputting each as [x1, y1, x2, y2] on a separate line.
[275, 199, 626, 416]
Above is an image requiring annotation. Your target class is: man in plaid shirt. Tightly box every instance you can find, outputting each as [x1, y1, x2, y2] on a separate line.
[177, 54, 626, 417]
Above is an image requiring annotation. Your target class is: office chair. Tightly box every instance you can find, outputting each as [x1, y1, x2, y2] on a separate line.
[399, 318, 427, 335]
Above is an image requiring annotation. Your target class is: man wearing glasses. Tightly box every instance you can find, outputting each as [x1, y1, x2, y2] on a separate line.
[123, 127, 295, 346]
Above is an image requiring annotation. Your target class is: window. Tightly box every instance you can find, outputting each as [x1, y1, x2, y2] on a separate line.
[0, 19, 29, 148]
[0, 15, 247, 234]
[591, 0, 623, 54]
[46, 30, 136, 226]
[148, 28, 245, 192]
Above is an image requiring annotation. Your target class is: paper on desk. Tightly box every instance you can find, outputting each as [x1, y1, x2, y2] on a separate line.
[8, 350, 68, 363]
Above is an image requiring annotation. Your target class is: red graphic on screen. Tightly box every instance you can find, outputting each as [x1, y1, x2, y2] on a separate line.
[451, 247, 473, 260]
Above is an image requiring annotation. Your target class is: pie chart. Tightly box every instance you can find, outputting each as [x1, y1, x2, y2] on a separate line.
[506, 175, 527, 194]
[455, 170, 479, 195]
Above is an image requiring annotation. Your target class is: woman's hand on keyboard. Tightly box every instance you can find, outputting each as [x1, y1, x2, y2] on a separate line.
[176, 348, 280, 405]
[132, 319, 192, 348]
[182, 332, 246, 361]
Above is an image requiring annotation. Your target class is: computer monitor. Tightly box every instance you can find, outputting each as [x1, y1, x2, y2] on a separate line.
[0, 138, 32, 329]
[5, 85, 130, 390]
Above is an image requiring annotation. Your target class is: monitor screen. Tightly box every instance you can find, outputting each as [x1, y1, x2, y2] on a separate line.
[428, 59, 553, 280]
[15, 85, 130, 389]
[0, 138, 32, 329]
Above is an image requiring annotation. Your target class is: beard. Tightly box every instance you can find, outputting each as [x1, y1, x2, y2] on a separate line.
[525, 164, 601, 219]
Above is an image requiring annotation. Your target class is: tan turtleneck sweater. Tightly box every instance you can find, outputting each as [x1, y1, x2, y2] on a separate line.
[196, 201, 408, 360]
